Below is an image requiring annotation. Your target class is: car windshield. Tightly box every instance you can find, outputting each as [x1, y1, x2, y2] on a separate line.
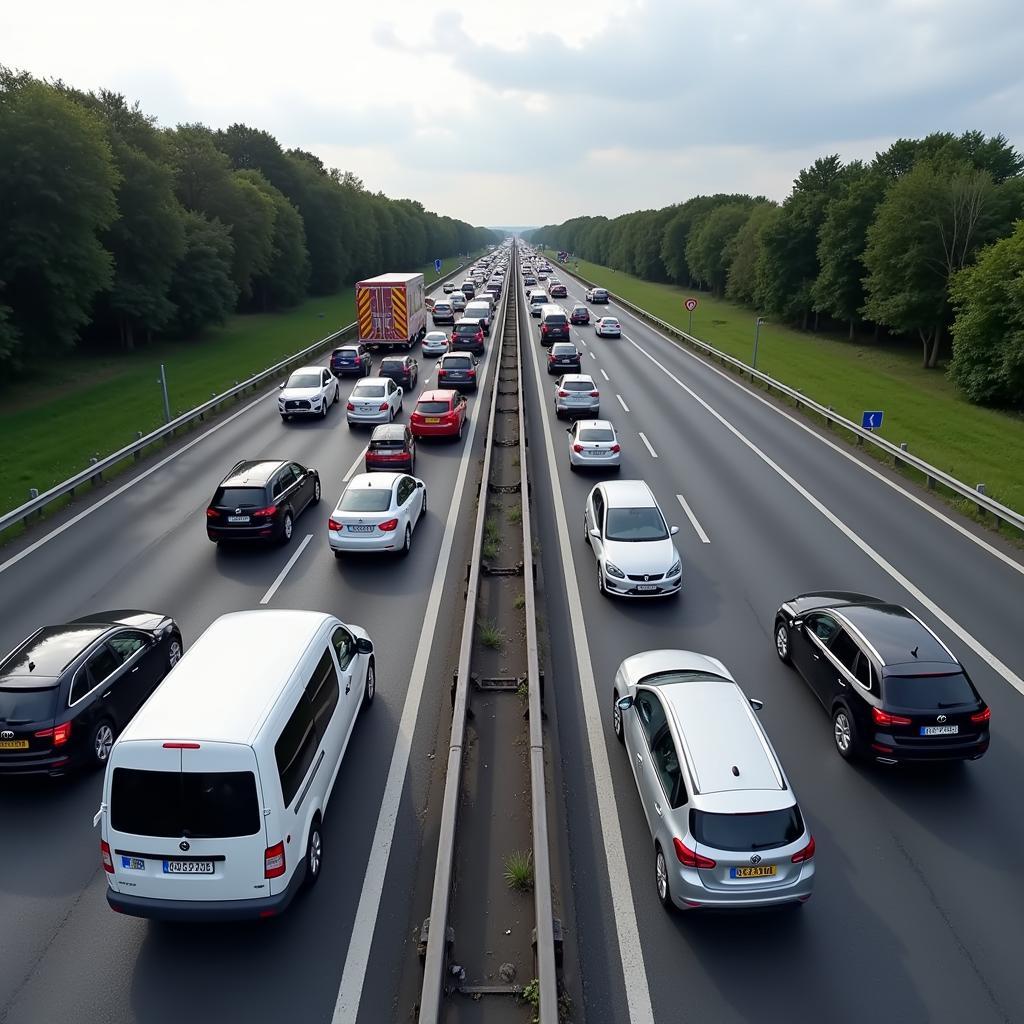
[690, 807, 804, 853]
[605, 506, 668, 541]
[215, 486, 265, 508]
[416, 401, 451, 415]
[286, 373, 321, 389]
[579, 428, 614, 442]
[0, 686, 58, 723]
[339, 488, 393, 512]
[883, 672, 977, 709]
[352, 385, 385, 398]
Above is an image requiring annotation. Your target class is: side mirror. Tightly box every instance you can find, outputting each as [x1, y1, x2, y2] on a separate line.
[566, 427, 573, 434]
[616, 695, 634, 711]
[792, 619, 803, 630]
[279, 382, 286, 390]
[749, 698, 765, 711]
[356, 637, 374, 655]
[589, 528, 601, 540]
[669, 525, 680, 536]
[416, 480, 424, 488]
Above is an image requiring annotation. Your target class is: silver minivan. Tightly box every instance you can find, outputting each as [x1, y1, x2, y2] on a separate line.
[612, 650, 815, 911]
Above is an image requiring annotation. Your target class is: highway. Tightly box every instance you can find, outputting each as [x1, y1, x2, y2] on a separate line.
[2, 241, 1023, 1024]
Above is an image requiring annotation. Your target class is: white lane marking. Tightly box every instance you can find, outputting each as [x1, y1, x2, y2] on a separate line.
[638, 432, 658, 459]
[616, 394, 630, 413]
[600, 369, 610, 381]
[676, 494, 710, 543]
[589, 351, 597, 360]
[259, 534, 313, 605]
[524, 303, 656, 1024]
[333, 294, 501, 1024]
[579, 337, 588, 348]
[621, 333, 1024, 697]
[343, 446, 368, 483]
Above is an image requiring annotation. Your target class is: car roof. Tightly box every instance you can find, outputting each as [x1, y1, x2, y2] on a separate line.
[575, 418, 615, 431]
[289, 365, 324, 375]
[834, 604, 957, 669]
[354, 376, 391, 386]
[418, 389, 459, 402]
[600, 478, 655, 506]
[370, 423, 407, 439]
[347, 472, 401, 489]
[379, 354, 409, 363]
[0, 623, 111, 685]
[560, 373, 595, 383]
[220, 460, 284, 486]
[119, 611, 336, 745]
[550, 341, 577, 350]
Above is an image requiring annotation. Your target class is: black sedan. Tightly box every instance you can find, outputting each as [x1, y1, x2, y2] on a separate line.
[206, 459, 320, 546]
[774, 592, 990, 765]
[378, 355, 419, 390]
[0, 611, 182, 776]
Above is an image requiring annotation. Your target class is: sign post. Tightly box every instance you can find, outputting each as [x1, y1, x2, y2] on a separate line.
[861, 410, 884, 431]
[684, 297, 698, 333]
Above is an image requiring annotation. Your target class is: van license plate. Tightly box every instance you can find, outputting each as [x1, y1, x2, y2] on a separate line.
[731, 865, 777, 878]
[121, 856, 145, 871]
[163, 859, 214, 874]
[920, 725, 958, 735]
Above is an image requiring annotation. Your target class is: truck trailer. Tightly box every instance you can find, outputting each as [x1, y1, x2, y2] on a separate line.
[355, 273, 427, 352]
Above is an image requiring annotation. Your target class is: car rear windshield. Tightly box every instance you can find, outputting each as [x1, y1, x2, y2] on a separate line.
[454, 324, 479, 336]
[444, 356, 473, 367]
[883, 672, 977, 709]
[379, 360, 405, 372]
[0, 687, 58, 724]
[286, 373, 321, 389]
[352, 385, 385, 398]
[433, 304, 452, 312]
[333, 349, 357, 359]
[370, 436, 406, 450]
[578, 428, 614, 442]
[416, 401, 451, 415]
[214, 487, 266, 508]
[563, 380, 595, 392]
[339, 489, 393, 512]
[551, 345, 577, 355]
[531, 294, 548, 303]
[110, 767, 261, 838]
[605, 507, 668, 542]
[691, 807, 804, 853]
[544, 315, 568, 325]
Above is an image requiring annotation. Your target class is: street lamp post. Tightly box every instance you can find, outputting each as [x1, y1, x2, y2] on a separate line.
[752, 317, 766, 370]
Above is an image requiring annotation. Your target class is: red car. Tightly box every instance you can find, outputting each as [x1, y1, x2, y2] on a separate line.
[410, 389, 469, 441]
[569, 304, 590, 325]
[365, 423, 416, 472]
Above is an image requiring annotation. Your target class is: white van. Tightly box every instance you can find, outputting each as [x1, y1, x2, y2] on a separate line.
[463, 299, 493, 335]
[96, 609, 375, 921]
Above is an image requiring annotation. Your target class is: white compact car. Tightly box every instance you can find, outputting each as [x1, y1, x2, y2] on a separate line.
[567, 419, 621, 470]
[279, 366, 340, 420]
[421, 331, 450, 357]
[594, 317, 621, 338]
[328, 472, 426, 557]
[442, 281, 456, 293]
[346, 377, 403, 427]
[584, 479, 682, 597]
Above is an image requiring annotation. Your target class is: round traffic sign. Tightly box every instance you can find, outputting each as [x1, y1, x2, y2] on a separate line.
[684, 298, 698, 312]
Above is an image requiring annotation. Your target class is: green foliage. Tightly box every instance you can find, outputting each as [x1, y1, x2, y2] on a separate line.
[167, 211, 238, 336]
[725, 204, 779, 305]
[686, 202, 755, 296]
[477, 619, 505, 650]
[503, 849, 534, 892]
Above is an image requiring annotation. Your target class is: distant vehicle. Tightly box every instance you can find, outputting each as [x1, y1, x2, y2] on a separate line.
[449, 291, 467, 312]
[330, 344, 372, 378]
[328, 472, 426, 558]
[594, 316, 621, 338]
[421, 331, 450, 357]
[460, 280, 477, 299]
[523, 275, 537, 286]
[378, 354, 418, 390]
[554, 373, 600, 419]
[539, 306, 571, 345]
[442, 281, 456, 293]
[411, 389, 469, 440]
[567, 419, 621, 471]
[279, 366, 340, 420]
[773, 593, 991, 765]
[549, 282, 567, 298]
[206, 459, 321, 546]
[586, 287, 609, 304]
[547, 341, 582, 374]
[0, 610, 182, 776]
[365, 423, 416, 473]
[356, 273, 427, 352]
[346, 377, 403, 427]
[437, 352, 479, 391]
[451, 318, 486, 355]
[529, 291, 549, 316]
[570, 304, 590, 325]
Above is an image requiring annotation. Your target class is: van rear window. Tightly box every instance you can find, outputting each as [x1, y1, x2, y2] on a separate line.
[111, 768, 261, 838]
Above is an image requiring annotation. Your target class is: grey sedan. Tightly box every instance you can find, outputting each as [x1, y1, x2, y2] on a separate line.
[554, 374, 600, 419]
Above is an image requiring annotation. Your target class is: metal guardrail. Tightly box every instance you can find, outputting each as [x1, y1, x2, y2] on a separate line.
[553, 261, 1024, 536]
[1, 260, 474, 536]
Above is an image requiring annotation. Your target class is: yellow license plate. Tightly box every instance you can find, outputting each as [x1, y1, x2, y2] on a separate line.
[732, 865, 777, 878]
[0, 739, 29, 750]
[425, 417, 440, 424]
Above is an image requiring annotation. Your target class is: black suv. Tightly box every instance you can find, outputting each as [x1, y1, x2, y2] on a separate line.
[206, 460, 321, 546]
[378, 355, 419, 390]
[0, 611, 182, 776]
[547, 342, 582, 374]
[331, 344, 372, 378]
[774, 592, 990, 765]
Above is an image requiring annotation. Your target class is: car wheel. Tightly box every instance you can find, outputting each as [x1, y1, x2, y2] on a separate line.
[281, 414, 290, 422]
[399, 524, 412, 557]
[333, 550, 343, 560]
[311, 477, 321, 505]
[569, 461, 578, 472]
[457, 418, 465, 441]
[304, 817, 323, 889]
[420, 490, 427, 518]
[280, 511, 294, 545]
[655, 845, 673, 911]
[90, 719, 116, 770]
[399, 398, 404, 413]
[597, 562, 608, 596]
[833, 706, 858, 761]
[388, 407, 394, 423]
[363, 660, 376, 707]
[167, 633, 183, 669]
[774, 619, 792, 664]
[612, 689, 625, 744]
[584, 518, 591, 546]
[334, 385, 340, 404]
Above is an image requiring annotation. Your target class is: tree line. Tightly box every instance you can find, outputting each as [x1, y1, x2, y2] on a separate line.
[0, 68, 498, 372]
[526, 131, 1024, 408]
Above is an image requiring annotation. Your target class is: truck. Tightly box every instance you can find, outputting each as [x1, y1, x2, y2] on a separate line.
[355, 273, 427, 352]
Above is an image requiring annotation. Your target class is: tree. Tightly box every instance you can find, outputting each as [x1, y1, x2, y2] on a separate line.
[166, 211, 237, 336]
[725, 204, 779, 305]
[949, 221, 1024, 407]
[685, 202, 754, 296]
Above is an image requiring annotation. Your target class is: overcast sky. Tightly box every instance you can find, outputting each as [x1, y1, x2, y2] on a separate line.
[4, 0, 1023, 227]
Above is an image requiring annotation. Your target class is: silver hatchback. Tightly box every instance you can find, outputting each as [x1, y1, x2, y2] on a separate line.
[612, 650, 816, 911]
[554, 374, 600, 419]
[567, 419, 621, 470]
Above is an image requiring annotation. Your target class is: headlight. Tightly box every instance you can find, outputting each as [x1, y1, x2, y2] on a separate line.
[605, 561, 625, 579]
[668, 559, 682, 577]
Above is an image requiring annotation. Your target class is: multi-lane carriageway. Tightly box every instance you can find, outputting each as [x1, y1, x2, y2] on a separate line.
[1, 241, 1023, 1024]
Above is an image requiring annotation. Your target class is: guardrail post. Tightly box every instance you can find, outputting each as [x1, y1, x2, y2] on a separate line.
[22, 488, 39, 529]
[826, 405, 833, 429]
[134, 432, 144, 460]
[896, 441, 907, 466]
[89, 457, 101, 487]
[976, 484, 987, 518]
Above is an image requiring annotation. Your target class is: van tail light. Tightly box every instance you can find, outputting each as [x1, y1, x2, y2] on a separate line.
[611, 443, 621, 453]
[791, 835, 816, 863]
[572, 444, 585, 453]
[347, 402, 355, 411]
[101, 839, 114, 874]
[589, 390, 600, 397]
[872, 707, 913, 727]
[378, 518, 399, 532]
[264, 841, 286, 878]
[970, 707, 991, 724]
[206, 507, 219, 519]
[468, 369, 476, 377]
[35, 721, 72, 746]
[328, 518, 343, 531]
[438, 369, 448, 377]
[673, 838, 716, 869]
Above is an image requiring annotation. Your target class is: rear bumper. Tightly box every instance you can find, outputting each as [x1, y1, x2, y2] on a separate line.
[347, 411, 392, 425]
[411, 423, 460, 438]
[871, 731, 989, 762]
[107, 861, 306, 921]
[0, 751, 76, 776]
[207, 525, 276, 542]
[365, 457, 414, 471]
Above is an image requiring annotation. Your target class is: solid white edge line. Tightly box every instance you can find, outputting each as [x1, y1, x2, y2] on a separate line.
[600, 369, 610, 382]
[676, 494, 710, 544]
[620, 333, 1024, 697]
[343, 446, 369, 483]
[259, 534, 313, 605]
[524, 300, 657, 1024]
[332, 284, 501, 1024]
[616, 394, 630, 413]
[638, 432, 658, 459]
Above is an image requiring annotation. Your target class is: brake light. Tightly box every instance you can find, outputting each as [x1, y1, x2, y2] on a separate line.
[439, 369, 448, 377]
[35, 721, 72, 746]
[468, 369, 476, 377]
[970, 707, 991, 723]
[206, 507, 219, 519]
[264, 841, 286, 878]
[162, 741, 200, 749]
[872, 707, 913, 727]
[347, 402, 355, 411]
[791, 835, 815, 863]
[589, 390, 600, 397]
[558, 390, 568, 397]
[251, 505, 277, 518]
[101, 839, 114, 874]
[378, 518, 399, 532]
[572, 444, 585, 453]
[328, 518, 343, 531]
[673, 838, 716, 869]
[610, 443, 621, 453]
[378, 402, 389, 411]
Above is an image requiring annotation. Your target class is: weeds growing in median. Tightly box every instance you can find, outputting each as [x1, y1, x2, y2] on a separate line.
[478, 618, 505, 650]
[504, 849, 534, 892]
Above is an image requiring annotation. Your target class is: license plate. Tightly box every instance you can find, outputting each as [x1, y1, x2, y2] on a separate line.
[425, 417, 440, 424]
[163, 859, 214, 874]
[731, 865, 777, 878]
[121, 856, 145, 871]
[636, 584, 659, 592]
[0, 739, 28, 750]
[920, 725, 959, 735]
[227, 515, 250, 523]
[347, 525, 375, 533]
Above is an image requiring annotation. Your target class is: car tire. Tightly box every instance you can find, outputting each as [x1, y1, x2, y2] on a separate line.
[89, 719, 116, 770]
[167, 632, 184, 670]
[320, 401, 328, 419]
[279, 511, 294, 545]
[774, 618, 792, 664]
[311, 477, 321, 506]
[363, 659, 376, 707]
[304, 817, 323, 889]
[333, 551, 343, 560]
[388, 407, 394, 423]
[584, 519, 591, 546]
[334, 385, 340, 404]
[399, 524, 412, 557]
[420, 490, 427, 517]
[833, 705, 859, 761]
[612, 689, 625, 744]
[655, 845, 673, 911]
[569, 462, 578, 472]
[597, 562, 608, 597]
[281, 414, 290, 422]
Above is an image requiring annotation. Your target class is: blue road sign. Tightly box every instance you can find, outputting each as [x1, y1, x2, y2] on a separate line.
[434, 259, 442, 273]
[861, 410, 884, 430]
